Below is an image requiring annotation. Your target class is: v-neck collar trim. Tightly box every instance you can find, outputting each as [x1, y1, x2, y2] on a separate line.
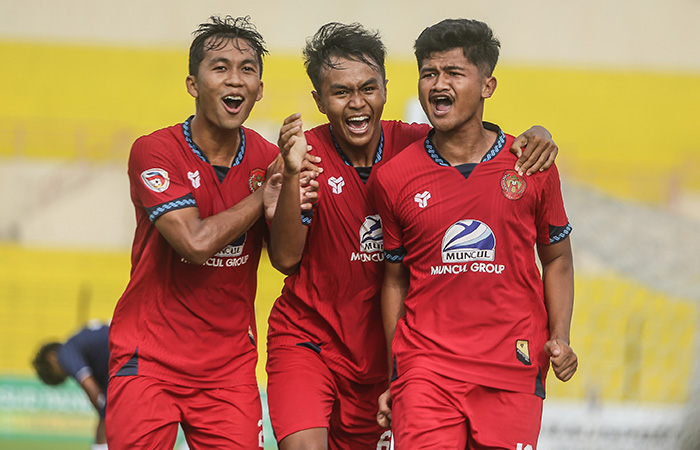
[424, 122, 506, 167]
[182, 115, 246, 167]
[329, 125, 385, 167]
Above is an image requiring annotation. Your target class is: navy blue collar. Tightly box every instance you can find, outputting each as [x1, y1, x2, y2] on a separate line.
[182, 116, 246, 166]
[329, 125, 385, 167]
[424, 122, 506, 167]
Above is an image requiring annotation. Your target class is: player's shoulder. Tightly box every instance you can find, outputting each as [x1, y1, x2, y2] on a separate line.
[131, 123, 184, 158]
[381, 119, 430, 133]
[242, 126, 279, 161]
[376, 139, 424, 180]
[303, 123, 335, 156]
[304, 123, 331, 143]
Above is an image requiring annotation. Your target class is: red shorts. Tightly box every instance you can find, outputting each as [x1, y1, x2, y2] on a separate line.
[266, 344, 387, 449]
[106, 375, 263, 449]
[391, 367, 543, 450]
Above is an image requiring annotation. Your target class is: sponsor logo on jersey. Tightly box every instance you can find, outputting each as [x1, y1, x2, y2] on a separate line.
[351, 215, 385, 263]
[141, 168, 170, 193]
[187, 170, 201, 189]
[430, 220, 505, 276]
[214, 233, 246, 258]
[328, 176, 345, 194]
[501, 170, 527, 200]
[414, 190, 431, 208]
[248, 168, 266, 192]
[516, 339, 531, 365]
[442, 220, 495, 263]
[181, 234, 250, 268]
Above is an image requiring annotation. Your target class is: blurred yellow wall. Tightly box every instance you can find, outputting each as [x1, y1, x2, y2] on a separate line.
[1, 41, 699, 202]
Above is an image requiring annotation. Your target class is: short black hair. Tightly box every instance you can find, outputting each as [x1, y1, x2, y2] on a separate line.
[414, 18, 500, 77]
[32, 342, 67, 386]
[189, 15, 268, 77]
[303, 22, 387, 92]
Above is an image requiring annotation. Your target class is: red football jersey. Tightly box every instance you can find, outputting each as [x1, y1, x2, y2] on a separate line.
[267, 120, 430, 383]
[374, 125, 571, 396]
[110, 118, 278, 387]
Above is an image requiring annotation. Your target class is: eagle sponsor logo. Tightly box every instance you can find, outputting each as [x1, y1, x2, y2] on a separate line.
[141, 168, 170, 193]
[351, 215, 385, 263]
[501, 170, 527, 200]
[430, 220, 505, 276]
[248, 168, 266, 192]
[441, 220, 495, 263]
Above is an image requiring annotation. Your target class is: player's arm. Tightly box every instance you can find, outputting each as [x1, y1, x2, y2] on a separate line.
[80, 375, 106, 415]
[382, 261, 409, 377]
[537, 237, 578, 382]
[511, 126, 558, 176]
[377, 260, 410, 429]
[95, 417, 106, 445]
[154, 187, 266, 265]
[268, 113, 317, 275]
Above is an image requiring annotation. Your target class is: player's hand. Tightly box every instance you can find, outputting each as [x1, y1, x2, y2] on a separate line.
[299, 152, 322, 211]
[511, 125, 558, 176]
[544, 338, 578, 382]
[278, 113, 308, 175]
[266, 153, 284, 178]
[263, 173, 283, 221]
[376, 388, 392, 429]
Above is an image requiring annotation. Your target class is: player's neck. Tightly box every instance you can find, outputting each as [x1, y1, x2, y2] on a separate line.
[335, 131, 381, 167]
[433, 121, 495, 166]
[190, 115, 242, 167]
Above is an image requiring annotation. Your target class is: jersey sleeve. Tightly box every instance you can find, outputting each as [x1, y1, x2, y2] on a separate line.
[535, 163, 572, 245]
[128, 134, 196, 222]
[374, 172, 406, 263]
[56, 329, 94, 383]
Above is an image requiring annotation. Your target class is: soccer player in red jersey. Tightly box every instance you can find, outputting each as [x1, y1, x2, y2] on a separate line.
[106, 16, 317, 449]
[266, 22, 561, 450]
[374, 19, 578, 449]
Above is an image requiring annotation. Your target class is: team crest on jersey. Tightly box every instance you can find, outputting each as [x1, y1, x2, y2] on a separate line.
[141, 168, 170, 193]
[501, 170, 527, 200]
[516, 340, 531, 365]
[442, 220, 495, 263]
[248, 168, 266, 192]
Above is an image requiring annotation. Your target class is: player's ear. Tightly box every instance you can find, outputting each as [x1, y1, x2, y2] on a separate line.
[312, 90, 326, 115]
[186, 75, 199, 99]
[482, 76, 497, 99]
[256, 80, 264, 102]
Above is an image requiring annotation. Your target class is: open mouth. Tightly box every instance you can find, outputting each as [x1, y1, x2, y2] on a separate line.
[431, 95, 453, 115]
[223, 95, 244, 111]
[346, 115, 370, 133]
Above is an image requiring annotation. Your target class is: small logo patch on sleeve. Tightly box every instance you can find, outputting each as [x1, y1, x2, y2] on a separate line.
[516, 339, 531, 365]
[141, 168, 170, 193]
